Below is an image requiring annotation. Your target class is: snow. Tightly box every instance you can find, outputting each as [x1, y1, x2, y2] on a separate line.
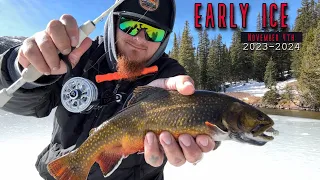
[225, 78, 297, 97]
[0, 36, 24, 43]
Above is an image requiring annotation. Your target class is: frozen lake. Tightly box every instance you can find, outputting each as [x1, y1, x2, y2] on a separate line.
[0, 109, 319, 180]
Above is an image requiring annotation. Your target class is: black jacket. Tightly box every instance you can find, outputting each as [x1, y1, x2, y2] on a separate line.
[0, 36, 187, 180]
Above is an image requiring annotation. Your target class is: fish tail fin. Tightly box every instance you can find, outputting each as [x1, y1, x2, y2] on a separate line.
[47, 151, 89, 180]
[96, 151, 125, 177]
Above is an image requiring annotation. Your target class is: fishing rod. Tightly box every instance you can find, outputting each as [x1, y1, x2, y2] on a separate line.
[0, 0, 125, 109]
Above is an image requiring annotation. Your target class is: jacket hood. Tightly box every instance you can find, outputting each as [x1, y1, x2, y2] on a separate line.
[103, 0, 176, 72]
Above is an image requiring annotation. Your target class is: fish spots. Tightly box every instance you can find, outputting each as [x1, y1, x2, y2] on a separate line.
[47, 91, 253, 179]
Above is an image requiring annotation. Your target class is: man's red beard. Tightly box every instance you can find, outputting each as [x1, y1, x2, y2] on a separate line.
[116, 55, 148, 81]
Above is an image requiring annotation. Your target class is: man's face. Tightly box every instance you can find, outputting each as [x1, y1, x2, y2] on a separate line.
[115, 18, 162, 80]
[115, 25, 161, 62]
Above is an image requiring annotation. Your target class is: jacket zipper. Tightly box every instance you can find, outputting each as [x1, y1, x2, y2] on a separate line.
[113, 80, 122, 94]
[91, 80, 122, 129]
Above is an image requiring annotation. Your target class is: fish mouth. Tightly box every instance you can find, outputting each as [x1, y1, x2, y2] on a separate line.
[235, 126, 279, 146]
[251, 120, 277, 139]
[253, 126, 279, 142]
[258, 132, 274, 141]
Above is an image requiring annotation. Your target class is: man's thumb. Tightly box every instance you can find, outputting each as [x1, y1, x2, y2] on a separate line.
[50, 37, 92, 75]
[68, 37, 92, 67]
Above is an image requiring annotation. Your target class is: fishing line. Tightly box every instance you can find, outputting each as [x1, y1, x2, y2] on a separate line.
[0, 0, 124, 110]
[61, 6, 150, 113]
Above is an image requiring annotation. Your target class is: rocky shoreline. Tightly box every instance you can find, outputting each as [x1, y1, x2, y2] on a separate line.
[253, 103, 320, 112]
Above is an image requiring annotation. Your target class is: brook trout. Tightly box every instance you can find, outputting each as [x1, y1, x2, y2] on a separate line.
[47, 86, 278, 180]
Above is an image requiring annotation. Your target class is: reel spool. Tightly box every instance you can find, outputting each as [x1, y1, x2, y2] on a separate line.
[61, 77, 98, 113]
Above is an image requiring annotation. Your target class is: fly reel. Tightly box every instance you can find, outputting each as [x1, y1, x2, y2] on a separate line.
[61, 77, 98, 113]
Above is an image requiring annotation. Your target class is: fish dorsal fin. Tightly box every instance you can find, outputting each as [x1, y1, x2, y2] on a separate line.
[127, 86, 167, 106]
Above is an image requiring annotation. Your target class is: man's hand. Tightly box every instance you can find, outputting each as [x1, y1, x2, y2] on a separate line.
[147, 75, 195, 95]
[144, 75, 216, 167]
[18, 14, 92, 75]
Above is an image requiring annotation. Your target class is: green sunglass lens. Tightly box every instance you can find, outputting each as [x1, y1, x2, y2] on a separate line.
[146, 29, 165, 42]
[119, 17, 165, 42]
[120, 21, 138, 35]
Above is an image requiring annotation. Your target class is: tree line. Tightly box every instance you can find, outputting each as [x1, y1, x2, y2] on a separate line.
[168, 0, 320, 108]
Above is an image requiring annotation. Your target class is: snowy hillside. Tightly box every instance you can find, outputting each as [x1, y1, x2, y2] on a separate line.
[225, 78, 297, 97]
[0, 36, 27, 54]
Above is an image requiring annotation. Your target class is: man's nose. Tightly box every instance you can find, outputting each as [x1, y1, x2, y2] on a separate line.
[134, 29, 147, 42]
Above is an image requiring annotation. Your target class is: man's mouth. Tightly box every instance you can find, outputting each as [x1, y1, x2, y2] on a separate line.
[126, 42, 147, 50]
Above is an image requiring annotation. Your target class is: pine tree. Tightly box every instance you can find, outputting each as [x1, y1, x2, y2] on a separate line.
[170, 33, 180, 60]
[215, 34, 224, 87]
[310, 0, 318, 28]
[207, 39, 217, 91]
[256, 13, 262, 32]
[222, 45, 232, 83]
[294, 0, 312, 34]
[230, 29, 241, 81]
[264, 58, 277, 89]
[196, 30, 203, 88]
[299, 21, 320, 108]
[292, 0, 317, 78]
[276, 24, 292, 80]
[177, 32, 182, 45]
[178, 21, 197, 81]
[230, 28, 253, 81]
[206, 35, 228, 91]
[197, 29, 210, 89]
[194, 30, 202, 88]
[253, 50, 269, 82]
[266, 14, 293, 81]
[253, 13, 269, 82]
[316, 1, 320, 21]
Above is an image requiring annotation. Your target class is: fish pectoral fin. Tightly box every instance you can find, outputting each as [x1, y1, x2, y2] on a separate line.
[205, 121, 229, 141]
[205, 122, 223, 131]
[96, 151, 124, 178]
